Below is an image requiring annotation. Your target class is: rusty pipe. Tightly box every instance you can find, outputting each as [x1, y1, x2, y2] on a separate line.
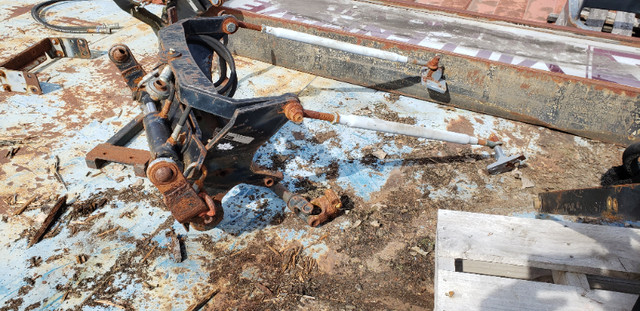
[302, 109, 339, 123]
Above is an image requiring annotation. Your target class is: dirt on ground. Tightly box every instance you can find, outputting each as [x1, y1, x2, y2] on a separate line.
[190, 102, 626, 311]
[0, 98, 629, 311]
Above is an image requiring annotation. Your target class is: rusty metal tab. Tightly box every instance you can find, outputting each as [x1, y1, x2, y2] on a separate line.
[109, 44, 146, 90]
[537, 183, 640, 221]
[53, 38, 92, 59]
[86, 143, 150, 177]
[0, 69, 41, 94]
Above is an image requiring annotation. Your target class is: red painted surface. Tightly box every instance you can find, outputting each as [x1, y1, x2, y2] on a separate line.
[409, 0, 565, 22]
[416, 0, 471, 9]
[523, 0, 563, 22]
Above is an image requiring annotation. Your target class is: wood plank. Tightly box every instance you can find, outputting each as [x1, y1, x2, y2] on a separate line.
[612, 12, 635, 36]
[552, 271, 590, 289]
[584, 8, 607, 31]
[436, 210, 640, 278]
[436, 270, 638, 311]
[28, 195, 67, 247]
[456, 259, 552, 281]
[589, 275, 640, 294]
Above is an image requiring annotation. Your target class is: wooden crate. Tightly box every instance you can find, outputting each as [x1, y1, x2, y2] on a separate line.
[435, 210, 640, 310]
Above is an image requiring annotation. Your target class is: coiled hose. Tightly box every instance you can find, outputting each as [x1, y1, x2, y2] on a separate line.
[32, 0, 121, 34]
[187, 34, 238, 97]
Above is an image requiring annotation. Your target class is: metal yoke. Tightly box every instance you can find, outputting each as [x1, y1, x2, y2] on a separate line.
[86, 16, 342, 230]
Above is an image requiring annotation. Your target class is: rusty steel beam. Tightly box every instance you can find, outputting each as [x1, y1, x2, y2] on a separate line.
[207, 8, 640, 145]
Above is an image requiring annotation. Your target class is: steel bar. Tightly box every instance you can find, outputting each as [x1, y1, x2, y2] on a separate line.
[0, 38, 52, 71]
[106, 114, 144, 146]
[537, 183, 640, 221]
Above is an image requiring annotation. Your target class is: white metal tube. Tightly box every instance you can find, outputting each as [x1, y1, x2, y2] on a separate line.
[262, 26, 409, 64]
[338, 114, 480, 145]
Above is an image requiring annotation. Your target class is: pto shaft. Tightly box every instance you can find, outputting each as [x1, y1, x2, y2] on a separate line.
[302, 109, 499, 147]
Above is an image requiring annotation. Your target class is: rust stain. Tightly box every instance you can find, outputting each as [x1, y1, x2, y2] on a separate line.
[466, 69, 484, 85]
[0, 149, 10, 166]
[48, 16, 101, 27]
[5, 4, 31, 20]
[520, 83, 530, 89]
[446, 116, 474, 136]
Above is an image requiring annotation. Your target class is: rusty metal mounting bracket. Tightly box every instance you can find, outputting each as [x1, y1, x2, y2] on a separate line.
[420, 56, 447, 94]
[85, 114, 151, 177]
[0, 37, 91, 94]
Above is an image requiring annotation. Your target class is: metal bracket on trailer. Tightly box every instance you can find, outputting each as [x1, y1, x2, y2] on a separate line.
[0, 37, 91, 94]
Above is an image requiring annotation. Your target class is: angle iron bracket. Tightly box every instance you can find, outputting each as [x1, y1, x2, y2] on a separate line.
[0, 37, 91, 94]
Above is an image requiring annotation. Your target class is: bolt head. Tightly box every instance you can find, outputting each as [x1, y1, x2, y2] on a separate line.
[225, 23, 237, 33]
[168, 48, 176, 54]
[111, 47, 129, 62]
[301, 203, 314, 214]
[154, 166, 174, 183]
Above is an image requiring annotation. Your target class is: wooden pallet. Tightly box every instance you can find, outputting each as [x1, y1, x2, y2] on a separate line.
[582, 8, 637, 36]
[435, 210, 640, 310]
[554, 0, 638, 36]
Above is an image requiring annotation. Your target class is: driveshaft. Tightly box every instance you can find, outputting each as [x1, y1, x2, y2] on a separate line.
[301, 109, 500, 147]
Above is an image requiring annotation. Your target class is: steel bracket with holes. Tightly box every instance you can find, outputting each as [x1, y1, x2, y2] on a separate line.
[0, 37, 91, 94]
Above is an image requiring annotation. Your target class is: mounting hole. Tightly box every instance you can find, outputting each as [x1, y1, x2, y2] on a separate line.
[263, 177, 274, 187]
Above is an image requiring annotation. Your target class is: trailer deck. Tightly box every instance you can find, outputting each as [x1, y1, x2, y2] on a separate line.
[0, 0, 637, 310]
